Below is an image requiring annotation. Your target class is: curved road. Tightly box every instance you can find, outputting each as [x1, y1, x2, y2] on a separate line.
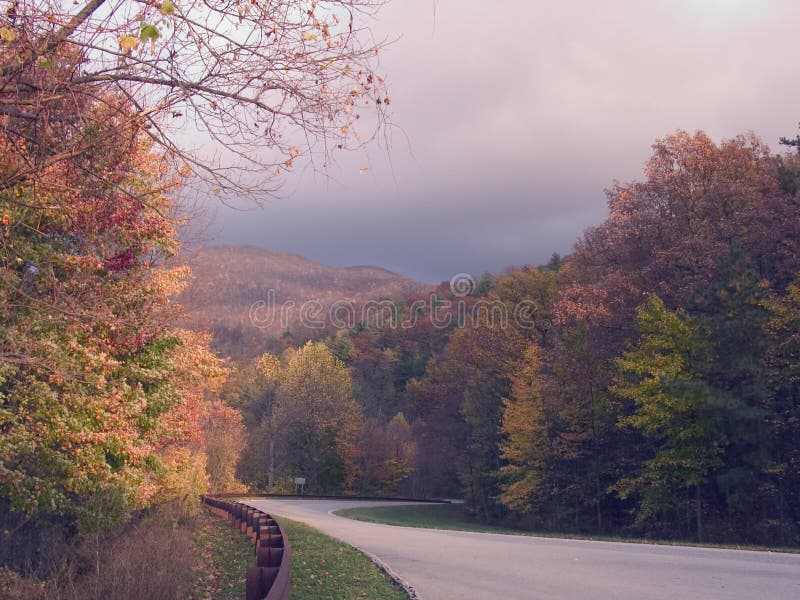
[245, 498, 800, 600]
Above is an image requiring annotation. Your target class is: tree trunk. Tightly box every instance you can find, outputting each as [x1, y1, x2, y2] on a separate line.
[696, 484, 703, 543]
[778, 477, 787, 546]
[267, 438, 275, 490]
[596, 476, 602, 531]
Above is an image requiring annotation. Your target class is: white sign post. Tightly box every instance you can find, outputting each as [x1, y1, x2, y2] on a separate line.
[294, 476, 306, 495]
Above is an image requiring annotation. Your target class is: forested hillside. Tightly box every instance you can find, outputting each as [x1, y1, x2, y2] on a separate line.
[178, 245, 429, 358]
[226, 131, 800, 546]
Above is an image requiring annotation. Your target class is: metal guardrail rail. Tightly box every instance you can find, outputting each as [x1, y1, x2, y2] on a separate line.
[203, 496, 292, 600]
[205, 492, 451, 504]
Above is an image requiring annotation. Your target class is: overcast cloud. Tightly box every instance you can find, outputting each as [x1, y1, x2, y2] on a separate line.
[210, 0, 800, 282]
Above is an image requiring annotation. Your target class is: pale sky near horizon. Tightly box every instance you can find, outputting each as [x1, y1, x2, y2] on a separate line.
[210, 0, 800, 283]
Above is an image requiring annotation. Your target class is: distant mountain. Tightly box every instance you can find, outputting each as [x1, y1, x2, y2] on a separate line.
[177, 245, 430, 359]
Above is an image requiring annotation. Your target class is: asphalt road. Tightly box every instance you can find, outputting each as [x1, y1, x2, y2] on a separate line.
[245, 498, 800, 600]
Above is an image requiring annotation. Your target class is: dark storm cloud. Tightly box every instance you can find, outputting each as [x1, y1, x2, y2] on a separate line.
[212, 0, 800, 283]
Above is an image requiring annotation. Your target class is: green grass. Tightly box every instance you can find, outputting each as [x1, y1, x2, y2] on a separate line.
[277, 516, 408, 599]
[193, 509, 256, 599]
[335, 504, 800, 553]
[335, 503, 521, 535]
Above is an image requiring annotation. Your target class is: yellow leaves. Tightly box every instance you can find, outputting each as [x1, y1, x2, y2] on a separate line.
[258, 353, 282, 382]
[302, 31, 318, 42]
[159, 1, 176, 16]
[0, 27, 16, 42]
[119, 35, 139, 51]
[358, 167, 368, 174]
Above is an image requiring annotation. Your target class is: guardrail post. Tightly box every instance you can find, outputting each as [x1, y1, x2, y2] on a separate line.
[203, 496, 292, 600]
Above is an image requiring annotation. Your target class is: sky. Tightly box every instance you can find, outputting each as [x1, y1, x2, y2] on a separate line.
[210, 0, 800, 283]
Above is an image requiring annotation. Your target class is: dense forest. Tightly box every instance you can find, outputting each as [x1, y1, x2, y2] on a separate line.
[227, 131, 800, 546]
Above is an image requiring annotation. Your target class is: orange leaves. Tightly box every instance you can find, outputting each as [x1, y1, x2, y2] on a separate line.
[283, 146, 302, 169]
[0, 92, 227, 529]
[203, 401, 247, 492]
[0, 0, 394, 529]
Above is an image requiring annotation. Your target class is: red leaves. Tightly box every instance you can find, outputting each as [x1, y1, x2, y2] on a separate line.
[102, 248, 134, 271]
[560, 130, 800, 330]
[0, 86, 225, 527]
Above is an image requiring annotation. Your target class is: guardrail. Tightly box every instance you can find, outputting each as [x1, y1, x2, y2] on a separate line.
[205, 492, 451, 503]
[202, 496, 292, 600]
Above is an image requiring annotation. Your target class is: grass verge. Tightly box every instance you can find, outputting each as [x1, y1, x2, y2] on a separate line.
[335, 504, 800, 554]
[335, 503, 518, 535]
[277, 516, 408, 599]
[193, 509, 255, 599]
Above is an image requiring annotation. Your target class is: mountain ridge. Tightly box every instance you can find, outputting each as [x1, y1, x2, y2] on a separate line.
[177, 244, 430, 358]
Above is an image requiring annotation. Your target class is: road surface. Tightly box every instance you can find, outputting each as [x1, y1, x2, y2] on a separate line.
[245, 498, 800, 600]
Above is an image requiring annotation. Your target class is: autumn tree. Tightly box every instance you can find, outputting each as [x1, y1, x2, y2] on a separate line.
[203, 400, 247, 493]
[273, 341, 362, 493]
[0, 0, 391, 199]
[547, 131, 800, 542]
[492, 265, 557, 346]
[0, 101, 229, 563]
[217, 352, 283, 490]
[558, 131, 800, 340]
[763, 277, 800, 543]
[612, 296, 723, 541]
[481, 264, 622, 530]
[355, 412, 417, 495]
[409, 322, 527, 520]
[499, 344, 549, 516]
